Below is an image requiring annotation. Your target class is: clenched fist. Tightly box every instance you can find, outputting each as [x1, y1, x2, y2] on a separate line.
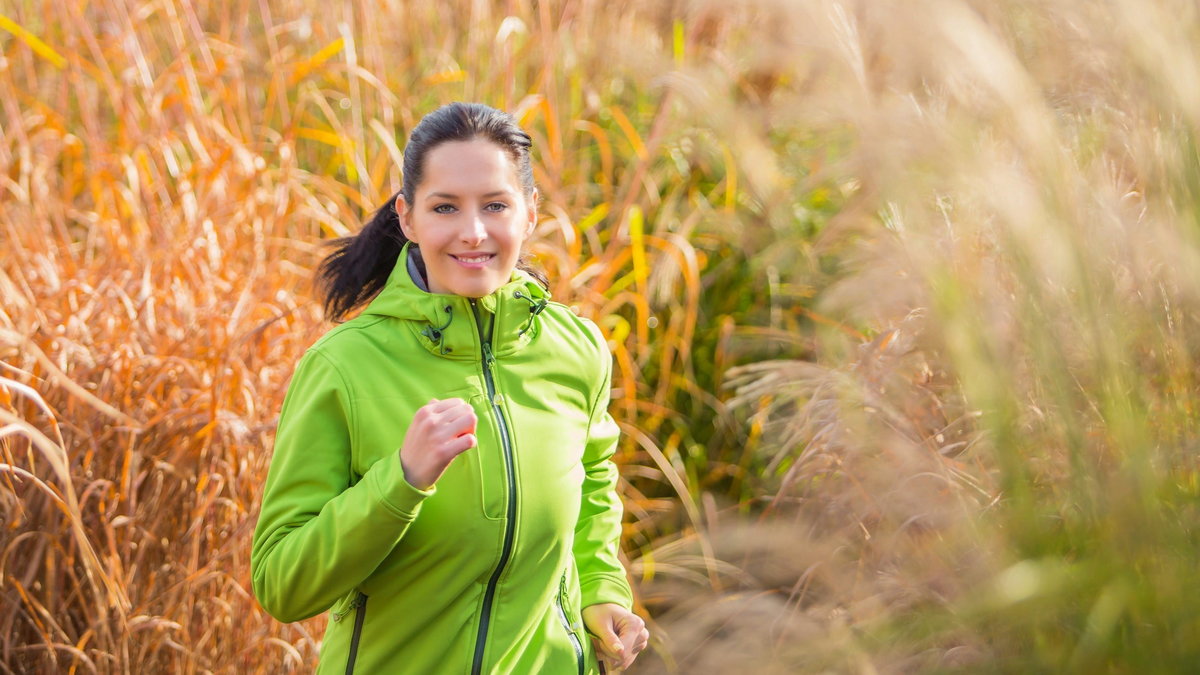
[398, 398, 478, 489]
[584, 603, 649, 672]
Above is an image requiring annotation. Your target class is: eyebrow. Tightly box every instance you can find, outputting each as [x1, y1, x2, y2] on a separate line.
[425, 190, 514, 201]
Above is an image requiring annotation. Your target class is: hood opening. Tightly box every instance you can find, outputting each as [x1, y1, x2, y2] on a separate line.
[406, 244, 430, 292]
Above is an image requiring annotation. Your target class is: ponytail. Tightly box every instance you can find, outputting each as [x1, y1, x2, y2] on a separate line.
[316, 195, 408, 322]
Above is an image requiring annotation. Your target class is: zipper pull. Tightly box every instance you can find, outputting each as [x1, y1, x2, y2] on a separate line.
[330, 592, 365, 621]
[482, 340, 495, 366]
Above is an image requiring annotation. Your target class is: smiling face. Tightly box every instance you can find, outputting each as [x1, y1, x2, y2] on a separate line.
[396, 138, 537, 298]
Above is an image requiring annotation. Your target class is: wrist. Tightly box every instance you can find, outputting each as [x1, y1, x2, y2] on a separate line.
[398, 451, 433, 490]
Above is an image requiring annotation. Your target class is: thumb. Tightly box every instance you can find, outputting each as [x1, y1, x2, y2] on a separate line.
[596, 620, 625, 657]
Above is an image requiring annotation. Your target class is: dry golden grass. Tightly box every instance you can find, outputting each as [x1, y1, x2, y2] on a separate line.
[4, 0, 1200, 672]
[0, 1, 730, 671]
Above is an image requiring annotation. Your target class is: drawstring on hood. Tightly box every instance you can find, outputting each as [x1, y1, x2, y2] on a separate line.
[513, 291, 549, 338]
[419, 304, 455, 354]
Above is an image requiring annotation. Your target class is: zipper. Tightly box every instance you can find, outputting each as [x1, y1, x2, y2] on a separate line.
[344, 593, 368, 675]
[556, 574, 585, 675]
[470, 300, 518, 675]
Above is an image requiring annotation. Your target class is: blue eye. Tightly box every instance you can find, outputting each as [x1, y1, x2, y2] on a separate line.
[484, 202, 508, 212]
[433, 204, 456, 214]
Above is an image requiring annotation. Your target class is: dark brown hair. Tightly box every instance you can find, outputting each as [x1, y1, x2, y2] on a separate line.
[317, 102, 546, 322]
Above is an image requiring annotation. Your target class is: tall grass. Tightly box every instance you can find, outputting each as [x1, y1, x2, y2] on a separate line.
[3, 0, 1200, 672]
[648, 1, 1200, 672]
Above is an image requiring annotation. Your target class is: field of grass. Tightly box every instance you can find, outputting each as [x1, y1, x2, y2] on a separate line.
[4, 0, 1200, 672]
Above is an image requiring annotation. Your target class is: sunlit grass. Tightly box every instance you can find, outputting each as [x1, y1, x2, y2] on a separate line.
[4, 0, 1200, 672]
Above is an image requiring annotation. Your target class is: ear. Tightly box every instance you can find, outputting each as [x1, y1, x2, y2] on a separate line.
[524, 189, 539, 237]
[395, 193, 417, 242]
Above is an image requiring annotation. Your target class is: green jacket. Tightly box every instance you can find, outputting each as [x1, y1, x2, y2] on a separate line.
[251, 244, 632, 674]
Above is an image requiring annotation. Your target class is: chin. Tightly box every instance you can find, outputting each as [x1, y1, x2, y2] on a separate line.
[451, 281, 504, 298]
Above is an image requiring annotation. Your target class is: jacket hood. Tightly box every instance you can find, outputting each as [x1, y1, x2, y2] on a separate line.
[360, 242, 551, 360]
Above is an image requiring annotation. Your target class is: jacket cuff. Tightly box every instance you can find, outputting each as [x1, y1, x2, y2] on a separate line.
[367, 452, 435, 519]
[579, 573, 634, 611]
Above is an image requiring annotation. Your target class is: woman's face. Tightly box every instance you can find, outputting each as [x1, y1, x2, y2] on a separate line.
[396, 138, 536, 298]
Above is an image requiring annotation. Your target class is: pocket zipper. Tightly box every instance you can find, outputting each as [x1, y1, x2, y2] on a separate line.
[343, 593, 368, 675]
[330, 591, 365, 622]
[556, 575, 585, 675]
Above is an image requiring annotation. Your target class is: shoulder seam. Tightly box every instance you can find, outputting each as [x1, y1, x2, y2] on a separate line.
[579, 317, 612, 423]
[306, 348, 358, 466]
[542, 301, 599, 331]
[310, 315, 391, 350]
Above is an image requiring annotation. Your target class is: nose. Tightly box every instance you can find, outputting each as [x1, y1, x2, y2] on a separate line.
[461, 213, 487, 244]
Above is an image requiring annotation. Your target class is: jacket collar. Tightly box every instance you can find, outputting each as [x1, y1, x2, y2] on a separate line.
[361, 242, 551, 360]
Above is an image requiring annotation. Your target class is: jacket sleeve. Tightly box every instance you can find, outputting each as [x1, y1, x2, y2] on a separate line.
[251, 348, 434, 623]
[572, 323, 635, 610]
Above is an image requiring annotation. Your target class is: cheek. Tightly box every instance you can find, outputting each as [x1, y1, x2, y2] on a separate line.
[415, 225, 452, 249]
[505, 220, 532, 248]
[403, 220, 423, 243]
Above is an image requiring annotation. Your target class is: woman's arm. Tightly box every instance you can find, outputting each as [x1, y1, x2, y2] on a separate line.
[572, 325, 635, 611]
[250, 349, 434, 623]
[573, 322, 648, 669]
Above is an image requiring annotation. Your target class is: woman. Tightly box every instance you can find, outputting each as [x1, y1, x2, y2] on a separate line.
[250, 102, 649, 674]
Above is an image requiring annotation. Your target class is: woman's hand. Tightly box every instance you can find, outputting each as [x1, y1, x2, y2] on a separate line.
[583, 603, 649, 672]
[398, 398, 477, 489]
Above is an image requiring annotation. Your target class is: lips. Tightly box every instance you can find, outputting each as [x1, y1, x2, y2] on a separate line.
[449, 253, 497, 270]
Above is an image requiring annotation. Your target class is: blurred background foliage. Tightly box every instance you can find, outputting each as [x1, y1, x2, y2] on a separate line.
[3, 0, 1200, 672]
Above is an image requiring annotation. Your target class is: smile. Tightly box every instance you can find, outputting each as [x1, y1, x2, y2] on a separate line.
[451, 254, 495, 265]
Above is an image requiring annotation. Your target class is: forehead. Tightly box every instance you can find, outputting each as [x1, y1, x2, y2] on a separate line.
[418, 139, 521, 196]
